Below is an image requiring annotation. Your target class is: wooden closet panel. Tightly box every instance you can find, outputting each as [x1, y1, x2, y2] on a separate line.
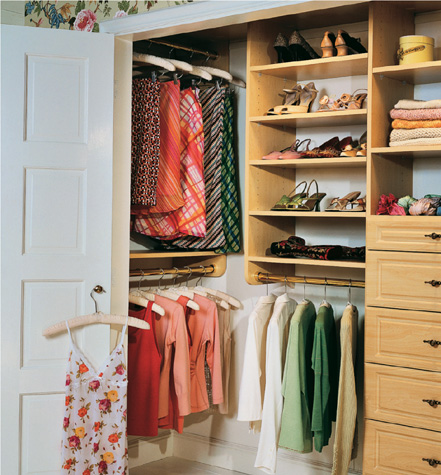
[365, 306, 441, 372]
[365, 363, 441, 432]
[367, 216, 441, 252]
[366, 251, 441, 312]
[363, 419, 441, 474]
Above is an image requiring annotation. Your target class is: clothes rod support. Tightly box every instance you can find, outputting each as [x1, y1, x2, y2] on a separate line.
[255, 272, 365, 289]
[130, 264, 216, 278]
[147, 39, 219, 60]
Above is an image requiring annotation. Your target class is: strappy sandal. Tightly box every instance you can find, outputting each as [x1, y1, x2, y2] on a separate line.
[325, 191, 361, 211]
[347, 196, 366, 212]
[347, 89, 367, 109]
[266, 84, 302, 115]
[288, 179, 326, 211]
[279, 139, 312, 159]
[271, 181, 308, 211]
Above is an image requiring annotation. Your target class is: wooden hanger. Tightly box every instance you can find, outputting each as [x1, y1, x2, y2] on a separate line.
[133, 52, 176, 71]
[129, 272, 165, 316]
[197, 65, 233, 82]
[152, 269, 200, 311]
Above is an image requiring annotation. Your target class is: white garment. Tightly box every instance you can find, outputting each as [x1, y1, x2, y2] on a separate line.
[237, 294, 276, 430]
[255, 294, 297, 474]
[332, 304, 358, 475]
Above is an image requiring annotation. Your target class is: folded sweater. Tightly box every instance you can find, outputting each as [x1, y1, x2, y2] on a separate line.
[394, 99, 441, 110]
[392, 119, 441, 129]
[390, 127, 441, 142]
[390, 108, 441, 120]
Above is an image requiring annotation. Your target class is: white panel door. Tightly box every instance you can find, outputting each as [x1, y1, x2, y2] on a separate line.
[1, 25, 114, 474]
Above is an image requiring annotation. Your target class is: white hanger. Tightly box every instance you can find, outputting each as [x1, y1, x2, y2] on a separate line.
[187, 266, 232, 310]
[133, 52, 176, 72]
[43, 287, 150, 336]
[301, 277, 310, 305]
[230, 77, 246, 88]
[129, 271, 165, 316]
[153, 269, 200, 311]
[197, 65, 233, 82]
[167, 58, 194, 73]
[190, 66, 212, 81]
[320, 278, 330, 308]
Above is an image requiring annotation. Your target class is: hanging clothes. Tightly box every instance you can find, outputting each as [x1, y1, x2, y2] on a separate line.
[218, 91, 240, 253]
[332, 304, 358, 475]
[127, 302, 162, 438]
[237, 294, 277, 431]
[61, 320, 129, 474]
[255, 293, 297, 474]
[134, 86, 205, 239]
[279, 300, 316, 453]
[132, 80, 184, 216]
[131, 78, 161, 207]
[311, 304, 339, 452]
[169, 86, 226, 249]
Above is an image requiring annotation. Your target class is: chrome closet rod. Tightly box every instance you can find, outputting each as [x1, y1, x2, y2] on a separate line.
[129, 264, 216, 278]
[255, 272, 365, 288]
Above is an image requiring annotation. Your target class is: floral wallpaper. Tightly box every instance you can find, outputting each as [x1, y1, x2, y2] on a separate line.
[25, 1, 194, 32]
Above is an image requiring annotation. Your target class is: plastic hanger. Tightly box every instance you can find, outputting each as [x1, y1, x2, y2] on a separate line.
[43, 287, 150, 336]
[301, 276, 310, 304]
[132, 52, 176, 72]
[189, 66, 212, 81]
[188, 266, 231, 310]
[347, 279, 355, 310]
[167, 58, 194, 73]
[320, 278, 331, 308]
[129, 271, 165, 316]
[197, 65, 233, 82]
[154, 269, 200, 311]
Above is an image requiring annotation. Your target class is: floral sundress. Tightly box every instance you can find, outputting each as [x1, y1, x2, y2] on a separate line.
[61, 320, 129, 474]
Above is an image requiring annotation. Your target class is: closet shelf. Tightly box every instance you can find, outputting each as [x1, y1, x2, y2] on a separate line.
[130, 250, 221, 259]
[249, 109, 367, 128]
[250, 53, 368, 81]
[248, 256, 366, 269]
[373, 60, 441, 85]
[249, 157, 366, 168]
[371, 146, 441, 158]
[249, 211, 366, 218]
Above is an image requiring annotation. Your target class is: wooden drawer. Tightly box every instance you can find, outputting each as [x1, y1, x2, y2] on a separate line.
[363, 419, 441, 474]
[367, 216, 441, 253]
[365, 363, 441, 432]
[366, 251, 441, 312]
[365, 307, 441, 372]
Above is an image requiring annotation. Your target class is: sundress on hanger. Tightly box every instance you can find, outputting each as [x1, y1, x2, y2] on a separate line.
[61, 320, 129, 474]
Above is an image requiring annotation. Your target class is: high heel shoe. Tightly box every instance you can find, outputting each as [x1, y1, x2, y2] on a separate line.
[274, 33, 293, 63]
[288, 180, 326, 211]
[317, 136, 352, 158]
[266, 84, 303, 115]
[325, 191, 361, 211]
[288, 31, 320, 61]
[300, 136, 340, 158]
[321, 31, 336, 58]
[347, 90, 367, 109]
[271, 181, 308, 211]
[347, 196, 366, 212]
[279, 82, 318, 114]
[337, 30, 367, 54]
[335, 30, 348, 56]
[279, 139, 312, 159]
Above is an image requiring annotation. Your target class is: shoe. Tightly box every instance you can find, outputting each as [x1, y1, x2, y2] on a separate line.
[335, 30, 349, 56]
[318, 90, 367, 112]
[274, 33, 293, 63]
[355, 131, 367, 156]
[337, 30, 367, 54]
[340, 139, 359, 157]
[317, 136, 352, 158]
[288, 31, 320, 61]
[347, 196, 366, 212]
[271, 181, 308, 210]
[325, 191, 361, 211]
[348, 90, 367, 109]
[266, 84, 303, 115]
[262, 146, 291, 160]
[279, 82, 318, 114]
[279, 138, 312, 159]
[321, 31, 336, 58]
[300, 136, 340, 158]
[288, 179, 326, 211]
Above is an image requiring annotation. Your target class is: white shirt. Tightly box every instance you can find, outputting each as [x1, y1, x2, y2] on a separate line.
[237, 294, 276, 429]
[254, 294, 297, 474]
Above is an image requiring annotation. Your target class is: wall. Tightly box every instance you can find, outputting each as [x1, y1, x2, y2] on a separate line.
[1, 1, 25, 25]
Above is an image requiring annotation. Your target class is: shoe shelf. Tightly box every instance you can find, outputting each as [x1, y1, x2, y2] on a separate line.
[372, 60, 441, 85]
[371, 146, 441, 159]
[249, 211, 366, 218]
[249, 109, 367, 128]
[249, 157, 367, 168]
[249, 256, 366, 269]
[250, 53, 369, 81]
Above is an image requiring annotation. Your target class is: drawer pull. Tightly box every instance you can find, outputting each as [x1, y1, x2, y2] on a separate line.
[425, 280, 441, 287]
[423, 399, 441, 408]
[425, 233, 441, 240]
[422, 458, 441, 468]
[423, 339, 441, 348]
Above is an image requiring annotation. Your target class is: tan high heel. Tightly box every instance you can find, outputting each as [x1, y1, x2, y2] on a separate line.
[321, 31, 336, 58]
[266, 84, 302, 115]
[335, 30, 348, 56]
[280, 82, 318, 114]
[325, 191, 361, 211]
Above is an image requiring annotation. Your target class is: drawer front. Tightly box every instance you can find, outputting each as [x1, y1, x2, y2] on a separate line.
[365, 363, 441, 432]
[367, 216, 441, 253]
[363, 419, 441, 474]
[365, 307, 441, 372]
[366, 251, 441, 312]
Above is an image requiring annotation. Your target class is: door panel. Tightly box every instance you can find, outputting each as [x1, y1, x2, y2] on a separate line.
[1, 25, 114, 473]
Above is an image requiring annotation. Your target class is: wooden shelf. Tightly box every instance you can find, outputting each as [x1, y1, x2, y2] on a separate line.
[250, 157, 367, 168]
[249, 109, 367, 128]
[373, 60, 441, 85]
[372, 146, 441, 159]
[249, 256, 366, 269]
[250, 211, 366, 218]
[130, 250, 221, 259]
[250, 53, 369, 81]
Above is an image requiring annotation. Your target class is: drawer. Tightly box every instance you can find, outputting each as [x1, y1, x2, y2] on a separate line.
[365, 363, 441, 432]
[363, 419, 441, 474]
[366, 251, 441, 312]
[365, 307, 441, 372]
[367, 216, 441, 253]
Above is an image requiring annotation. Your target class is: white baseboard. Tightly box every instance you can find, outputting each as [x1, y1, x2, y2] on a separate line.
[128, 431, 174, 469]
[173, 432, 362, 475]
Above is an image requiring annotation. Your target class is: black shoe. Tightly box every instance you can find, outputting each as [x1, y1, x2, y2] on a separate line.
[288, 30, 320, 61]
[274, 33, 293, 63]
[337, 30, 367, 54]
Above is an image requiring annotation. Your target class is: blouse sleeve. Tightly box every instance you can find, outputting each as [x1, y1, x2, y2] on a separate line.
[205, 301, 224, 405]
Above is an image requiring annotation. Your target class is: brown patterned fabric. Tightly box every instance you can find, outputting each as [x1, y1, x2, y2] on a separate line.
[131, 79, 161, 207]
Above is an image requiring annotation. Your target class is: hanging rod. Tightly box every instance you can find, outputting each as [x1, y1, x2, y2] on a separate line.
[130, 264, 216, 278]
[147, 39, 219, 60]
[255, 273, 365, 289]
